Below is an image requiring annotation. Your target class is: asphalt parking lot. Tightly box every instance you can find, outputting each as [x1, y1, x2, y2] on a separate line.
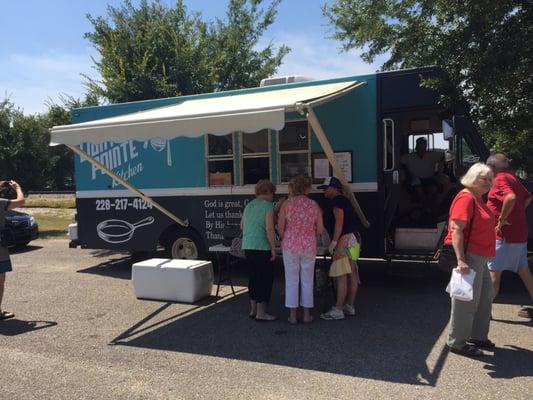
[1, 239, 532, 400]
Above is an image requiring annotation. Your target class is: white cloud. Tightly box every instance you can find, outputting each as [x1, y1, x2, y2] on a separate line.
[0, 51, 98, 115]
[265, 33, 386, 79]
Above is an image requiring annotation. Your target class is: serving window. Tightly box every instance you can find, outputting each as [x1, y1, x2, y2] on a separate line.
[278, 120, 310, 183]
[241, 129, 271, 185]
[206, 134, 234, 186]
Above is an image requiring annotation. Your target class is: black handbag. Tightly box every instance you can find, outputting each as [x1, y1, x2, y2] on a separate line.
[229, 236, 246, 259]
[438, 244, 459, 272]
[438, 200, 475, 272]
[0, 228, 16, 248]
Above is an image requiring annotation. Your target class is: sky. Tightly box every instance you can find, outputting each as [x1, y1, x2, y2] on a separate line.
[0, 0, 384, 115]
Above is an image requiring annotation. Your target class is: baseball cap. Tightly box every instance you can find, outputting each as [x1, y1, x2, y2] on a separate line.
[317, 176, 342, 190]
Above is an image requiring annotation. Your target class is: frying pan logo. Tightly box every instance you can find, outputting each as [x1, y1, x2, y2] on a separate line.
[97, 217, 155, 244]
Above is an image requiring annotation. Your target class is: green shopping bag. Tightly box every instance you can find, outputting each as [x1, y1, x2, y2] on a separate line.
[347, 243, 360, 261]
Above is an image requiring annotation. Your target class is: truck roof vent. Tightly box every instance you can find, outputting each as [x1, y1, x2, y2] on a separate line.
[260, 75, 313, 87]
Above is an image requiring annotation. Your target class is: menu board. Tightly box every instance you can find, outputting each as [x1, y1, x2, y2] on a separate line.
[312, 151, 353, 183]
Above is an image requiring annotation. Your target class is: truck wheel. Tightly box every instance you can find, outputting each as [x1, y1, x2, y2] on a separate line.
[165, 230, 205, 260]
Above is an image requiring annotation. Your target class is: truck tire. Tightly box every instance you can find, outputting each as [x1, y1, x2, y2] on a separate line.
[164, 229, 205, 260]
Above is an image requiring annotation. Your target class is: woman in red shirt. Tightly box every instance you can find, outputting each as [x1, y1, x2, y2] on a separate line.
[444, 163, 496, 357]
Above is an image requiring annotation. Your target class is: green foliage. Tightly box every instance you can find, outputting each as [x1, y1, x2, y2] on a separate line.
[42, 94, 99, 190]
[0, 100, 50, 190]
[208, 0, 289, 91]
[84, 0, 289, 102]
[0, 94, 97, 191]
[325, 0, 533, 175]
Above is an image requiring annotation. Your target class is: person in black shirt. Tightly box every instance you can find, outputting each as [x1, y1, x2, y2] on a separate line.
[317, 177, 360, 320]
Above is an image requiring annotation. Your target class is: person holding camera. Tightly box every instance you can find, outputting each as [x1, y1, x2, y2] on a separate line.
[0, 180, 25, 320]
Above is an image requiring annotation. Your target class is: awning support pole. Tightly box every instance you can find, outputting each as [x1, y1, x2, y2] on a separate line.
[67, 145, 188, 227]
[306, 108, 371, 228]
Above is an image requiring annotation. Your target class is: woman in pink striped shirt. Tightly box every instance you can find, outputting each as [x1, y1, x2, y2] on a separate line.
[278, 175, 324, 324]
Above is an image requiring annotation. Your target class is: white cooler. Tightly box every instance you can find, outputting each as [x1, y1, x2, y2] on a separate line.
[132, 258, 214, 303]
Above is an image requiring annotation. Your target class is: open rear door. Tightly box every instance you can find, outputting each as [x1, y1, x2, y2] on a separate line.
[381, 114, 403, 253]
[454, 114, 489, 175]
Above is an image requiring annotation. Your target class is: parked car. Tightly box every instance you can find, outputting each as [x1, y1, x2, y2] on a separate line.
[5, 210, 39, 248]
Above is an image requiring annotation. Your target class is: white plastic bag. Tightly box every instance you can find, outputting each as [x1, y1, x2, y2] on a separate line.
[446, 268, 476, 301]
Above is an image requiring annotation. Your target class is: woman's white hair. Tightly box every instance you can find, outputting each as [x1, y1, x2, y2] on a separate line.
[460, 162, 493, 188]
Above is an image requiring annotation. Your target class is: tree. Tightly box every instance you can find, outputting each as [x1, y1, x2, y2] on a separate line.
[0, 94, 98, 191]
[208, 0, 289, 91]
[0, 100, 50, 190]
[43, 94, 99, 190]
[84, 0, 289, 103]
[324, 0, 533, 175]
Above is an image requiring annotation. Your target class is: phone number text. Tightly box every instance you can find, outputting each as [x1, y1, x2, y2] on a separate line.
[95, 198, 153, 211]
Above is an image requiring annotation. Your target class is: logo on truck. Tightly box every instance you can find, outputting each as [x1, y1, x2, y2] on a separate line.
[79, 138, 172, 187]
[96, 216, 155, 244]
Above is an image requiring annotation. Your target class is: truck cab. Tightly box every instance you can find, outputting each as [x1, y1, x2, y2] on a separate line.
[377, 68, 489, 262]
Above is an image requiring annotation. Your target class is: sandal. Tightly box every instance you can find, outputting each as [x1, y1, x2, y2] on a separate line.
[255, 314, 277, 322]
[0, 310, 15, 320]
[518, 307, 533, 319]
[449, 344, 484, 357]
[468, 339, 496, 349]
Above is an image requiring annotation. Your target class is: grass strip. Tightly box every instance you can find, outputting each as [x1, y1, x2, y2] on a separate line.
[23, 199, 76, 209]
[33, 212, 73, 240]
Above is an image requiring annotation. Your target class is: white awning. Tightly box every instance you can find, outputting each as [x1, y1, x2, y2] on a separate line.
[50, 81, 359, 146]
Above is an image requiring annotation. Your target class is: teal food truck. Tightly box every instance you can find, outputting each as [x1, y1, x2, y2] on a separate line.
[51, 67, 492, 262]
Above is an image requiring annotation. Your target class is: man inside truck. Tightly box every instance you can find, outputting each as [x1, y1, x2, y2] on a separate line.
[401, 137, 447, 219]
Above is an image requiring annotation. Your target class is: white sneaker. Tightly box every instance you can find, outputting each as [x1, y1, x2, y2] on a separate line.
[320, 307, 344, 320]
[343, 304, 356, 316]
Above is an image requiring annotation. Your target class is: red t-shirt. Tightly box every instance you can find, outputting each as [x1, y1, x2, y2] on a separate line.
[444, 190, 496, 257]
[486, 171, 532, 243]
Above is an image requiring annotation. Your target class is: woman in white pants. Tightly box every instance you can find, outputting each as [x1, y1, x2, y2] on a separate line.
[278, 176, 324, 324]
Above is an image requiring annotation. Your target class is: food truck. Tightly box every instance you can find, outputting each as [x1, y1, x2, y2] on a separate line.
[51, 67, 496, 262]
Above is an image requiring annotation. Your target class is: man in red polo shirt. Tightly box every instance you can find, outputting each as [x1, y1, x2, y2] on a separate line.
[486, 153, 533, 319]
